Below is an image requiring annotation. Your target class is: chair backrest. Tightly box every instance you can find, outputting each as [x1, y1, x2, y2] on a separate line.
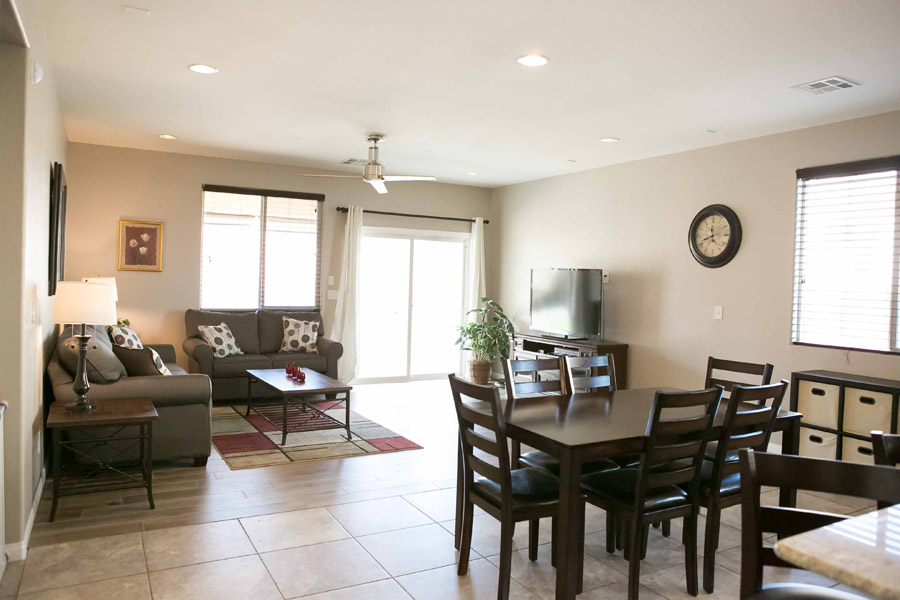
[449, 374, 513, 506]
[738, 449, 900, 599]
[563, 353, 616, 394]
[706, 381, 788, 496]
[704, 357, 774, 397]
[502, 357, 565, 417]
[871, 430, 900, 509]
[636, 387, 722, 507]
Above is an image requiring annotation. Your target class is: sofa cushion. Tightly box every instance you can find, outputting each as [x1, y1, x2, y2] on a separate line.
[108, 325, 144, 349]
[185, 309, 260, 354]
[57, 325, 126, 384]
[258, 310, 323, 354]
[211, 354, 272, 378]
[113, 346, 172, 376]
[266, 352, 328, 372]
[198, 323, 244, 357]
[280, 317, 319, 354]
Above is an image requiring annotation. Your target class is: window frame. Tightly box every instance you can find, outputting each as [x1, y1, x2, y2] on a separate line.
[791, 155, 900, 356]
[200, 184, 325, 311]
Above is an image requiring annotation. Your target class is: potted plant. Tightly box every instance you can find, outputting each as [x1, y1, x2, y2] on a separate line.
[456, 297, 515, 384]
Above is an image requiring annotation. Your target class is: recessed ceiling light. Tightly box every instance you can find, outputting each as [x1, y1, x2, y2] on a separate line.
[466, 172, 479, 176]
[159, 134, 177, 140]
[599, 137, 619, 143]
[189, 64, 218, 74]
[516, 55, 548, 67]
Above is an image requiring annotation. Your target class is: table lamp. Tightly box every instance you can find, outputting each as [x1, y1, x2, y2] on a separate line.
[51, 281, 118, 411]
[82, 277, 118, 302]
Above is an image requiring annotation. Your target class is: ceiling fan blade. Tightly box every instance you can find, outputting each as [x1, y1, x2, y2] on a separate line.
[381, 175, 438, 182]
[299, 174, 362, 179]
[367, 179, 388, 194]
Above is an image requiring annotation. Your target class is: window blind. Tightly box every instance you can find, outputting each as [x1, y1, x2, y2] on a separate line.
[792, 156, 900, 354]
[200, 185, 325, 310]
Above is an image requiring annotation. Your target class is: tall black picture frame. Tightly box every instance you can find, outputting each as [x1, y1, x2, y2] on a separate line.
[48, 162, 67, 296]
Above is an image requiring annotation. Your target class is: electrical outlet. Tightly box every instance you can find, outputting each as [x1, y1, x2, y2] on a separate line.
[602, 272, 610, 284]
[714, 305, 723, 320]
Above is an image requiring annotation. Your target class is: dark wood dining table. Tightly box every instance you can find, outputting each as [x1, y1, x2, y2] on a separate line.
[503, 386, 802, 600]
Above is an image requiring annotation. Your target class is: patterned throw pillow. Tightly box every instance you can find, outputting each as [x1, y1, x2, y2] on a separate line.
[149, 348, 172, 376]
[281, 317, 319, 353]
[198, 323, 244, 357]
[108, 325, 144, 349]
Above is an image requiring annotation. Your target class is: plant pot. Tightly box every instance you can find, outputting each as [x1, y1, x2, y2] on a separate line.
[468, 359, 492, 385]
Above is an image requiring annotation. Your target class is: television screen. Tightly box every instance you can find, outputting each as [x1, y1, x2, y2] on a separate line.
[530, 268, 602, 338]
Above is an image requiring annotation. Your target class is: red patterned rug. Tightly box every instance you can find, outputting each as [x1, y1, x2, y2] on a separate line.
[211, 400, 422, 470]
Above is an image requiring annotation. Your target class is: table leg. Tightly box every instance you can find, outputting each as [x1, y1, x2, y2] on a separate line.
[282, 394, 288, 446]
[555, 448, 582, 600]
[50, 429, 62, 522]
[245, 377, 254, 416]
[779, 417, 800, 508]
[345, 391, 351, 441]
[145, 422, 155, 509]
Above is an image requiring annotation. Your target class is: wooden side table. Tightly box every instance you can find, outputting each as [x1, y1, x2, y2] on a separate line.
[46, 397, 158, 522]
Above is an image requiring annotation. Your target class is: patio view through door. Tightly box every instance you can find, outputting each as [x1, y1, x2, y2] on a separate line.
[357, 227, 467, 382]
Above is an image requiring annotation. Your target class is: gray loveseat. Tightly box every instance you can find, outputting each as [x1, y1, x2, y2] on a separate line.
[47, 342, 213, 466]
[183, 309, 343, 402]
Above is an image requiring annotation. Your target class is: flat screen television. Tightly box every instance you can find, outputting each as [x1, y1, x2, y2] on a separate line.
[530, 268, 603, 339]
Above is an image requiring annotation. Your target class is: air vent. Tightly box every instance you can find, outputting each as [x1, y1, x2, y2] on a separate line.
[792, 76, 859, 95]
[340, 158, 368, 165]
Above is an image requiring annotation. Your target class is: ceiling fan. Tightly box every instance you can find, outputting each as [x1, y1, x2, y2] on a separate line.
[300, 134, 437, 194]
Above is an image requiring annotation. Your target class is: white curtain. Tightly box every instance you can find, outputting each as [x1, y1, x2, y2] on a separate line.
[459, 217, 487, 372]
[332, 205, 363, 383]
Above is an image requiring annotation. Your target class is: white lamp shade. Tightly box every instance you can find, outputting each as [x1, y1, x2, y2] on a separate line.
[82, 276, 118, 302]
[51, 281, 118, 325]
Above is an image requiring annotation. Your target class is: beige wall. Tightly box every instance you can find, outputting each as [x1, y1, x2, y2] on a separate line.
[65, 143, 494, 367]
[0, 0, 67, 557]
[492, 110, 900, 390]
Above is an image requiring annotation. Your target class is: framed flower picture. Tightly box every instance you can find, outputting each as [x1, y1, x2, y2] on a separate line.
[118, 220, 163, 271]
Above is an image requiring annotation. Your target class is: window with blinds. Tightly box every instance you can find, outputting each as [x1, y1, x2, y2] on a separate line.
[200, 185, 324, 309]
[792, 156, 900, 354]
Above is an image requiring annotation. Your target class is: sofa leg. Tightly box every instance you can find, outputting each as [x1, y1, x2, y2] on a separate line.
[193, 456, 209, 467]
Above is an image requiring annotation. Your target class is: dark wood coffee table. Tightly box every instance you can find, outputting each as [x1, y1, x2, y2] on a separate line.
[245, 368, 352, 446]
[46, 397, 158, 522]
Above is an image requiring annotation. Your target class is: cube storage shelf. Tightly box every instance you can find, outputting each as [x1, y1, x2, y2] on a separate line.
[791, 370, 900, 465]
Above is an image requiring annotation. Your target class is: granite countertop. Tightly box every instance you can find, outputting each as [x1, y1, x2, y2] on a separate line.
[774, 506, 900, 599]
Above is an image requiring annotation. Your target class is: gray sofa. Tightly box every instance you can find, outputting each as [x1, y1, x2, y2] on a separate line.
[47, 344, 213, 466]
[183, 309, 343, 402]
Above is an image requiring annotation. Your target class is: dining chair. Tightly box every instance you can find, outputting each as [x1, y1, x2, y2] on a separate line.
[582, 387, 722, 600]
[449, 374, 578, 598]
[697, 380, 788, 593]
[871, 430, 900, 509]
[738, 449, 900, 600]
[563, 353, 616, 394]
[503, 358, 620, 477]
[704, 356, 774, 396]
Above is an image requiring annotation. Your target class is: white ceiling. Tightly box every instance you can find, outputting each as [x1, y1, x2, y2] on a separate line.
[37, 0, 900, 187]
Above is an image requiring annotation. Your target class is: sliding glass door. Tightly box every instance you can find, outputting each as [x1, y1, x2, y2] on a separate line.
[357, 228, 467, 382]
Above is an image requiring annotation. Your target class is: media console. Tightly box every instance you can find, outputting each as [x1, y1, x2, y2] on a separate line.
[509, 331, 629, 389]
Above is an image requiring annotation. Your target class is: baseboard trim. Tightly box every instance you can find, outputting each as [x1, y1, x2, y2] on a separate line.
[5, 471, 45, 562]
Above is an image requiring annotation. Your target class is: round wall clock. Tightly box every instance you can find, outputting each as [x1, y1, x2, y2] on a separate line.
[688, 204, 742, 268]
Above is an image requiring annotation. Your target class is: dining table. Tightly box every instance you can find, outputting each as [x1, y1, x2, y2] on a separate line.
[501, 386, 803, 600]
[774, 505, 900, 599]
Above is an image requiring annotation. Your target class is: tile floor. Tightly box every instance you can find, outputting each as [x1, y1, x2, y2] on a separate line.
[0, 380, 877, 599]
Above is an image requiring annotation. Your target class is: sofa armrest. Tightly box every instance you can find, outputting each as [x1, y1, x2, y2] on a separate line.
[47, 358, 74, 387]
[147, 344, 177, 364]
[183, 337, 213, 374]
[51, 373, 212, 409]
[316, 337, 343, 380]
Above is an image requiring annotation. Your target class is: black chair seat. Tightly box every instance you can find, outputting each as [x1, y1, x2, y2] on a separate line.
[748, 583, 868, 600]
[473, 467, 559, 509]
[612, 453, 641, 468]
[704, 441, 739, 463]
[519, 450, 620, 477]
[582, 468, 688, 512]
[697, 459, 741, 496]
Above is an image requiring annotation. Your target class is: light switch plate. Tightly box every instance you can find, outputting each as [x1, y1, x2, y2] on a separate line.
[714, 305, 723, 320]
[328, 275, 335, 286]
[327, 290, 339, 300]
[602, 272, 610, 284]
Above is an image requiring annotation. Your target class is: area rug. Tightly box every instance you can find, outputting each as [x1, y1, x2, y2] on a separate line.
[212, 400, 422, 470]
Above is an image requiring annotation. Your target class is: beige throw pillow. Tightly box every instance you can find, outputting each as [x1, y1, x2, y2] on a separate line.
[198, 322, 244, 357]
[281, 317, 319, 353]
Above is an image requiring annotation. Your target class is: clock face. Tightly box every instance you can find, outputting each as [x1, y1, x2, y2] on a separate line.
[688, 204, 742, 268]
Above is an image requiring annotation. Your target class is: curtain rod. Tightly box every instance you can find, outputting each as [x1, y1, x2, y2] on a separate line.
[335, 206, 489, 224]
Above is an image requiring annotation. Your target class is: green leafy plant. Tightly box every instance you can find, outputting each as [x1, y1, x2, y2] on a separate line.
[116, 318, 131, 327]
[455, 297, 515, 363]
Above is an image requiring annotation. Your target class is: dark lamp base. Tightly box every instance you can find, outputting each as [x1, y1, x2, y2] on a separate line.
[66, 398, 96, 412]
